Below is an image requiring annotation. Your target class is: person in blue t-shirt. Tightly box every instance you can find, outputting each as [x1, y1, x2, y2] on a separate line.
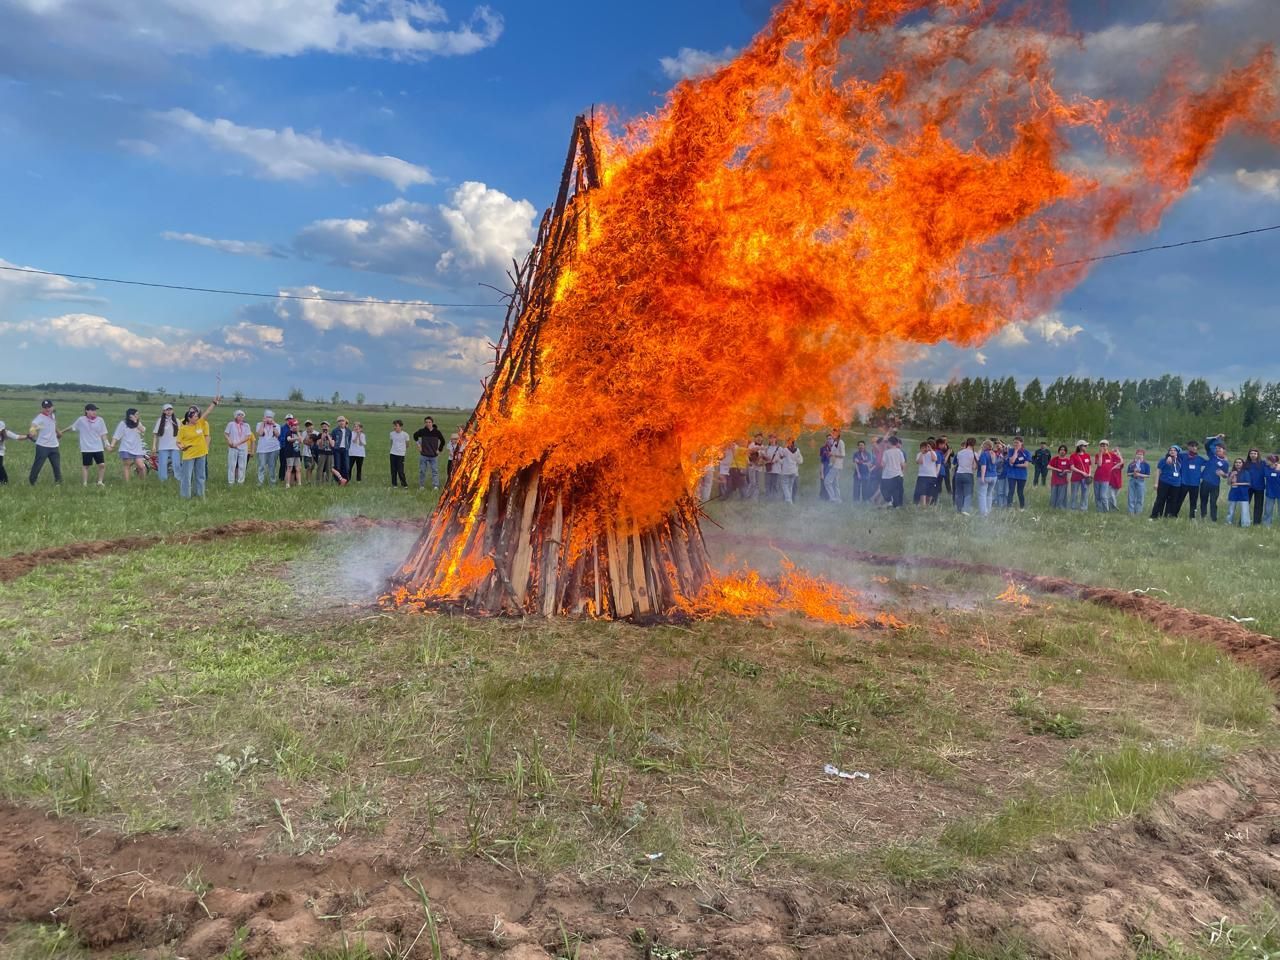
[1150, 445, 1183, 519]
[1005, 438, 1030, 509]
[1179, 441, 1207, 519]
[1244, 448, 1266, 525]
[1263, 454, 1280, 527]
[1226, 458, 1251, 527]
[1127, 449, 1151, 514]
[1200, 444, 1229, 523]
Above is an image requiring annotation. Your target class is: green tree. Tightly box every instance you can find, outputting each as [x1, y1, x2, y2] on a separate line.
[287, 387, 304, 402]
[355, 392, 365, 406]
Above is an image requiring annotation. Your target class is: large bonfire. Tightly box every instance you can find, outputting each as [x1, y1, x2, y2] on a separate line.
[392, 0, 1277, 618]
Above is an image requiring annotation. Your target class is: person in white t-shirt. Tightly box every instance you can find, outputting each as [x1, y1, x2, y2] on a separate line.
[0, 418, 29, 485]
[778, 437, 804, 504]
[349, 423, 367, 482]
[762, 434, 783, 499]
[67, 403, 112, 486]
[152, 403, 181, 482]
[822, 429, 846, 503]
[27, 399, 64, 485]
[112, 408, 149, 481]
[224, 410, 253, 484]
[389, 419, 409, 487]
[255, 410, 281, 485]
[879, 436, 907, 508]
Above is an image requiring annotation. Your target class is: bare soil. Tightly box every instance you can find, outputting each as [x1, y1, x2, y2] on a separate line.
[715, 532, 1280, 692]
[2, 752, 1278, 959]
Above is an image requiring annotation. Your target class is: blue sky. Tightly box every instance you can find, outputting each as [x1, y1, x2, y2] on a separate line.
[0, 0, 1277, 406]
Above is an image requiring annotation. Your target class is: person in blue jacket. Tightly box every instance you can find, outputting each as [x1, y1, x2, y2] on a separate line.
[1201, 442, 1230, 523]
[1150, 445, 1183, 519]
[1005, 437, 1030, 509]
[993, 441, 1009, 508]
[1244, 448, 1266, 525]
[1263, 454, 1280, 527]
[1179, 441, 1206, 519]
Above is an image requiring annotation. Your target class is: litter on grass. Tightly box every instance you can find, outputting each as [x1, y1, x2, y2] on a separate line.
[1228, 615, 1257, 623]
[645, 852, 664, 861]
[824, 763, 871, 781]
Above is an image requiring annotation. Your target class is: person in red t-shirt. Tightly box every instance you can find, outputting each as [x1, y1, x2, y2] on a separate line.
[1092, 440, 1122, 512]
[1048, 444, 1072, 510]
[1069, 440, 1093, 511]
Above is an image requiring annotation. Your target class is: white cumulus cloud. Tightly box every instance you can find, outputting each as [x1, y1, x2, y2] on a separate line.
[274, 287, 437, 337]
[1235, 168, 1280, 197]
[659, 46, 738, 81]
[0, 258, 101, 305]
[162, 231, 285, 259]
[222, 322, 285, 348]
[157, 109, 432, 190]
[294, 183, 535, 285]
[995, 313, 1084, 348]
[4, 0, 503, 59]
[0, 314, 247, 369]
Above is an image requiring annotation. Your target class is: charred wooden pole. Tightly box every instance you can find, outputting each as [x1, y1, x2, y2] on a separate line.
[389, 116, 714, 618]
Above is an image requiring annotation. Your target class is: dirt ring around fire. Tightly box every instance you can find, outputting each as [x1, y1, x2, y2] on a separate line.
[1, 519, 1276, 692]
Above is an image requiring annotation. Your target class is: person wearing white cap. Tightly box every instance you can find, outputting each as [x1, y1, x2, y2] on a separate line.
[225, 409, 253, 484]
[153, 402, 181, 482]
[255, 410, 281, 484]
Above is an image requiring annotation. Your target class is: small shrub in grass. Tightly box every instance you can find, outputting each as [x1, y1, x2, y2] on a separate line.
[1010, 689, 1084, 739]
[802, 703, 860, 736]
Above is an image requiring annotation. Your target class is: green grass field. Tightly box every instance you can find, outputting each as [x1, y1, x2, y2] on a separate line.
[0, 400, 1277, 959]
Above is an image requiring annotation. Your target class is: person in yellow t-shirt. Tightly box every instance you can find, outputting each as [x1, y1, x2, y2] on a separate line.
[175, 397, 221, 499]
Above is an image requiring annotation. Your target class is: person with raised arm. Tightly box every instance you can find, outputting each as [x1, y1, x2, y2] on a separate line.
[113, 407, 149, 481]
[1201, 442, 1230, 523]
[175, 396, 221, 499]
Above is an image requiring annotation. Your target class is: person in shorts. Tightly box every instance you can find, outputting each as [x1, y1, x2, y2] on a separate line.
[67, 403, 112, 486]
[113, 408, 149, 481]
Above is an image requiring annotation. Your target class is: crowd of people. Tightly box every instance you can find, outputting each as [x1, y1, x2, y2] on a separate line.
[709, 431, 1280, 527]
[5, 398, 467, 499]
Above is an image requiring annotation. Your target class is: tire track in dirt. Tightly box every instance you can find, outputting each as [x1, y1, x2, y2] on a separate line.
[0, 517, 421, 584]
[2, 752, 1278, 958]
[714, 532, 1280, 692]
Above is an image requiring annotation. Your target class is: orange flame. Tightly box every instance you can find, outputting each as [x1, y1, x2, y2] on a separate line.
[996, 582, 1032, 607]
[411, 0, 1277, 611]
[680, 558, 895, 628]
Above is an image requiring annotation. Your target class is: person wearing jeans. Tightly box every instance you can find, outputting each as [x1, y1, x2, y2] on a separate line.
[1225, 460, 1250, 527]
[331, 416, 352, 481]
[27, 399, 63, 485]
[952, 438, 976, 513]
[1005, 438, 1029, 509]
[176, 398, 219, 499]
[153, 403, 181, 481]
[976, 441, 997, 515]
[1069, 441, 1092, 511]
[1262, 455, 1280, 527]
[1179, 441, 1206, 519]
[1127, 450, 1149, 514]
[255, 410, 281, 484]
[413, 416, 447, 490]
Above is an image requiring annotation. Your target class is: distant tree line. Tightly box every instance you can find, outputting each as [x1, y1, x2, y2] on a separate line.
[873, 375, 1280, 447]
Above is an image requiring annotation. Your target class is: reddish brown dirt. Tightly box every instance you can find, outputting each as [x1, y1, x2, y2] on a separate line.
[2, 753, 1279, 958]
[0, 517, 419, 584]
[715, 533, 1280, 692]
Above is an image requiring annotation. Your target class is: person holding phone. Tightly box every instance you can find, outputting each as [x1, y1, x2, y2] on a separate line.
[1126, 449, 1150, 514]
[1149, 446, 1182, 519]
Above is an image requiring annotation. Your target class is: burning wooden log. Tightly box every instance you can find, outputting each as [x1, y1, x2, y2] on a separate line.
[390, 116, 714, 618]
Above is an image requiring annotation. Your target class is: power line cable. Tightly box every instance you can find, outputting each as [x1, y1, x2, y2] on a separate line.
[2, 222, 1276, 303]
[0, 264, 506, 307]
[975, 223, 1280, 279]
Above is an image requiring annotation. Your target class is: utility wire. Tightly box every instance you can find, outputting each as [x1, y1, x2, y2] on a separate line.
[2, 222, 1277, 303]
[975, 223, 1280, 279]
[0, 263, 506, 307]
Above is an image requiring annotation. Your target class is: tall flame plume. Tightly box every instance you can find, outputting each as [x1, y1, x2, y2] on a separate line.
[393, 0, 1277, 618]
